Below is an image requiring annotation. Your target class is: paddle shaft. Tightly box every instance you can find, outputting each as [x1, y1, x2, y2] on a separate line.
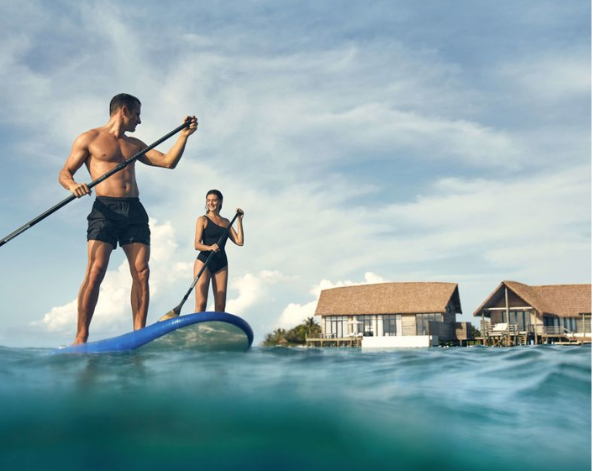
[0, 119, 193, 249]
[173, 211, 241, 314]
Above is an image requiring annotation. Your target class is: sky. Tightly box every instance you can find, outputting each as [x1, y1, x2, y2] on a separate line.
[0, 0, 589, 348]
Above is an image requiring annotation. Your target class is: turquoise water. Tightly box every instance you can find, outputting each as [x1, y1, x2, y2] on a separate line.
[0, 345, 590, 471]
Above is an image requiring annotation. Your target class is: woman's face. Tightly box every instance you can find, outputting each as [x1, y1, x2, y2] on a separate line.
[206, 194, 221, 212]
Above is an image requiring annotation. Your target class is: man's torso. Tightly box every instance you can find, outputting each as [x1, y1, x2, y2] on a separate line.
[85, 130, 144, 198]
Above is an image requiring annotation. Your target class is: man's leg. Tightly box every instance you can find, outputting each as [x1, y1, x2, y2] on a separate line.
[122, 242, 150, 330]
[75, 240, 113, 345]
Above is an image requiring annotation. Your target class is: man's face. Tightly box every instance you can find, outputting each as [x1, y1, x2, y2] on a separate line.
[124, 104, 142, 132]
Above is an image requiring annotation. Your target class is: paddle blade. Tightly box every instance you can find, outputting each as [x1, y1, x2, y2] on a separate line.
[158, 305, 181, 322]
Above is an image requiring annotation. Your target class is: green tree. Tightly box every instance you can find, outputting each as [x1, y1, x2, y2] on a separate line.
[261, 317, 322, 346]
[262, 328, 287, 346]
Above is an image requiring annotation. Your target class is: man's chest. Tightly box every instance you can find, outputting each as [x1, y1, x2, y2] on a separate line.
[88, 135, 140, 163]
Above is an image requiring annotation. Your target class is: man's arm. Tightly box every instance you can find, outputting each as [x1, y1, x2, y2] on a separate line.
[138, 116, 198, 169]
[59, 132, 93, 198]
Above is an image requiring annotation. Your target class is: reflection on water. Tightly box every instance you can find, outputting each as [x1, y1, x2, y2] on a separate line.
[145, 321, 250, 352]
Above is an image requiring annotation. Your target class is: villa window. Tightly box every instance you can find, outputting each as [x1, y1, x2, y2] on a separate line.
[358, 315, 374, 336]
[324, 316, 347, 338]
[503, 310, 531, 331]
[383, 315, 401, 336]
[416, 313, 442, 335]
[562, 317, 577, 333]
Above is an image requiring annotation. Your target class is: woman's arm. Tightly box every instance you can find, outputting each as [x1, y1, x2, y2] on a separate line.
[228, 209, 244, 246]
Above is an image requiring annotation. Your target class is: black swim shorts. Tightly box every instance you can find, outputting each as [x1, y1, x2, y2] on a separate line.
[87, 196, 151, 248]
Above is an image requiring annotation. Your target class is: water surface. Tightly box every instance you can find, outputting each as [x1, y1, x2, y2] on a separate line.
[0, 344, 590, 471]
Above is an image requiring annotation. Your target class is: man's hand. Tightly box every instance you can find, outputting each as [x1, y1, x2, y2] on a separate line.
[70, 183, 92, 198]
[182, 116, 198, 138]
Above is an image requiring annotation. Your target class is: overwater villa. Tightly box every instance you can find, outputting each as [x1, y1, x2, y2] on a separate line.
[473, 281, 592, 346]
[309, 282, 470, 348]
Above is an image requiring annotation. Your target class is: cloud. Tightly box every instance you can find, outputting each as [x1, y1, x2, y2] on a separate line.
[277, 272, 386, 329]
[265, 162, 590, 332]
[0, 1, 589, 348]
[498, 50, 591, 103]
[31, 300, 77, 334]
[30, 261, 132, 337]
[226, 270, 289, 314]
[382, 166, 590, 260]
[30, 219, 191, 337]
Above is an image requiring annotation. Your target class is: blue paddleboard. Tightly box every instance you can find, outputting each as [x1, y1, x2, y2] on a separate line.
[54, 311, 253, 354]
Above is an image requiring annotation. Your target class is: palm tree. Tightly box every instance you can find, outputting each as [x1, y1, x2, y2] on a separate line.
[303, 317, 321, 338]
[262, 318, 322, 346]
[262, 328, 287, 346]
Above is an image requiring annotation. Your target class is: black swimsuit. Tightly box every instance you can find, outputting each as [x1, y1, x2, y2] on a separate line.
[197, 216, 229, 274]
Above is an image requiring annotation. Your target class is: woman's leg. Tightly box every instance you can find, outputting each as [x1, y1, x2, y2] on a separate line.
[194, 259, 211, 312]
[211, 267, 229, 312]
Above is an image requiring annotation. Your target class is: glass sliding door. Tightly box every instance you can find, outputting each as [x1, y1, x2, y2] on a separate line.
[324, 316, 347, 338]
[416, 313, 442, 335]
[358, 315, 374, 336]
[383, 315, 402, 336]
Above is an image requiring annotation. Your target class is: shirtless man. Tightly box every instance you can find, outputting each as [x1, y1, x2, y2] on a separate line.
[59, 93, 198, 344]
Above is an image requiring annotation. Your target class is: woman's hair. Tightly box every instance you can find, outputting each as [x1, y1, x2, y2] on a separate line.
[205, 189, 223, 213]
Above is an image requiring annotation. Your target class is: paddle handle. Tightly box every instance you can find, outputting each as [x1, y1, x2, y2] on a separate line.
[176, 211, 242, 312]
[0, 118, 193, 249]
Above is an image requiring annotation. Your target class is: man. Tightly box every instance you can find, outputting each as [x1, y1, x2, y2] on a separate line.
[59, 93, 198, 345]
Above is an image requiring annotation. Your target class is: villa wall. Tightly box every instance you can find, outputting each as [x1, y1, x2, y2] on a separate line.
[402, 315, 415, 336]
[362, 335, 439, 349]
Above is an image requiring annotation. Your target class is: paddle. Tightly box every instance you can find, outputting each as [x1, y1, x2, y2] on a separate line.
[159, 211, 241, 321]
[0, 118, 194, 249]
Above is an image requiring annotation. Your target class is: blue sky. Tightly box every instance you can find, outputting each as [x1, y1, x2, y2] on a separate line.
[0, 0, 589, 347]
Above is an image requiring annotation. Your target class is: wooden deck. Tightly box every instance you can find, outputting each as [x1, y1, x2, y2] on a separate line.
[305, 335, 362, 348]
[477, 323, 591, 347]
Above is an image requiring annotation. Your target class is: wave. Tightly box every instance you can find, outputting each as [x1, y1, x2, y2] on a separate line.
[0, 345, 589, 471]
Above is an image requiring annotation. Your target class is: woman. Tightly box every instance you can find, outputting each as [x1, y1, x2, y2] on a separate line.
[194, 189, 244, 313]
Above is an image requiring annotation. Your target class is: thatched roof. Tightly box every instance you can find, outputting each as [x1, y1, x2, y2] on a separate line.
[315, 282, 462, 316]
[472, 281, 591, 318]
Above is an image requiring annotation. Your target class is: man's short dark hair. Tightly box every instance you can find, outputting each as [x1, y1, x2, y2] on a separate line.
[109, 93, 141, 116]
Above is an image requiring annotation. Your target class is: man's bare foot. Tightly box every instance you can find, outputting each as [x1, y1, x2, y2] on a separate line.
[72, 335, 88, 346]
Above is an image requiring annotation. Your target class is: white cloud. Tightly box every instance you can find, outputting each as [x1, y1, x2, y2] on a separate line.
[225, 270, 288, 314]
[499, 50, 591, 102]
[30, 261, 132, 337]
[277, 272, 386, 329]
[278, 104, 523, 169]
[31, 300, 77, 334]
[0, 1, 589, 348]
[30, 219, 191, 338]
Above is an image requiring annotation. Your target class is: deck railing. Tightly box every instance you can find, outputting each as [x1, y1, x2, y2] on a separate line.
[533, 325, 576, 337]
[478, 321, 589, 345]
[481, 322, 519, 335]
[481, 323, 578, 336]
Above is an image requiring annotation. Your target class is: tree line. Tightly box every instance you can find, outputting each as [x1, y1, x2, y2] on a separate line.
[262, 317, 322, 346]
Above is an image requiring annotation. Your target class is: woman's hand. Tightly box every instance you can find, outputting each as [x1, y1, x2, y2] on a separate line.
[236, 208, 245, 218]
[210, 243, 220, 252]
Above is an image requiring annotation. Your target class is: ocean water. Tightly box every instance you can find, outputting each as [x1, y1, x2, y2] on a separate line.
[0, 344, 589, 471]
